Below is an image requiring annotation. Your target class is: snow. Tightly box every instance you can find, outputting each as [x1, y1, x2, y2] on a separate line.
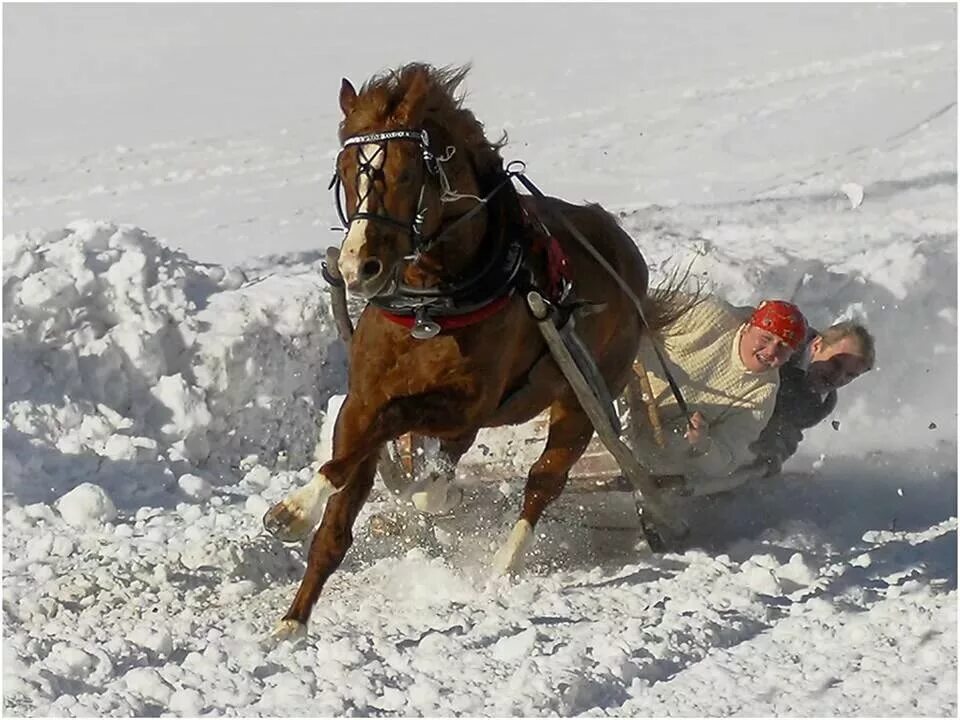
[176, 473, 211, 503]
[53, 483, 116, 529]
[3, 3, 956, 717]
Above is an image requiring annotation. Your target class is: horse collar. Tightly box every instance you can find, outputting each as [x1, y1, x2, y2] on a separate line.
[379, 293, 516, 339]
[373, 236, 524, 339]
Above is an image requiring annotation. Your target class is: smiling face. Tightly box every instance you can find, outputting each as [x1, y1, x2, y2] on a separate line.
[739, 324, 796, 373]
[806, 335, 871, 393]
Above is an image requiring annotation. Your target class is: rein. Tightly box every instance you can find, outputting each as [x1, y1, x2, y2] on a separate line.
[327, 126, 691, 420]
[511, 171, 693, 424]
[330, 128, 506, 257]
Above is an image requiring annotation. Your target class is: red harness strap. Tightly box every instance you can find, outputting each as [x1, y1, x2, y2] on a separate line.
[379, 292, 514, 331]
[378, 214, 572, 333]
[531, 229, 572, 304]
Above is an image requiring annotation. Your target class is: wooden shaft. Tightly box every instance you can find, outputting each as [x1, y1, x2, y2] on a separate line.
[632, 356, 666, 449]
[526, 292, 687, 538]
[324, 246, 354, 345]
[624, 374, 647, 451]
[395, 432, 418, 477]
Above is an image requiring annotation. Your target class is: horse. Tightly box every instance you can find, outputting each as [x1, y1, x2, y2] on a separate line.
[263, 63, 686, 638]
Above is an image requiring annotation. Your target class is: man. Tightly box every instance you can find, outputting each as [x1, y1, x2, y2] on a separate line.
[632, 297, 808, 496]
[746, 321, 875, 477]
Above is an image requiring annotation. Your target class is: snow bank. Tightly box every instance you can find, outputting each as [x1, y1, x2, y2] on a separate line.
[622, 178, 957, 464]
[2, 193, 954, 720]
[3, 220, 346, 514]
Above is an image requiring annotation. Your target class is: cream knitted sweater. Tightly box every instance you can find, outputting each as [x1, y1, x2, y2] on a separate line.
[634, 297, 780, 481]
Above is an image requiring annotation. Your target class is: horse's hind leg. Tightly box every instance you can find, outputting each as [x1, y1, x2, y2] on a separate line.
[274, 453, 378, 638]
[493, 398, 594, 574]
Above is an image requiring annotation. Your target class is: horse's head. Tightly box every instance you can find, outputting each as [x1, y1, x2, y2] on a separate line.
[332, 64, 496, 298]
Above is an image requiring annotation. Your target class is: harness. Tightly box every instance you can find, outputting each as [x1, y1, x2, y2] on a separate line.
[326, 124, 691, 422]
[322, 118, 694, 545]
[329, 129, 571, 339]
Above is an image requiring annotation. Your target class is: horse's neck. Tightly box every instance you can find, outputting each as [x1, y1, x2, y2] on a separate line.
[401, 221, 487, 289]
[404, 176, 513, 287]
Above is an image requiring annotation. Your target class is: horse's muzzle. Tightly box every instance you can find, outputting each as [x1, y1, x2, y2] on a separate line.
[346, 263, 398, 300]
[357, 258, 383, 285]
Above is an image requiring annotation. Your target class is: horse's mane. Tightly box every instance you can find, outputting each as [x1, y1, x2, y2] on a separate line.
[340, 63, 506, 179]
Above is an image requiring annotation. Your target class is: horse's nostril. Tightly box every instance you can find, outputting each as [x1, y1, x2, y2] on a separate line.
[359, 258, 383, 281]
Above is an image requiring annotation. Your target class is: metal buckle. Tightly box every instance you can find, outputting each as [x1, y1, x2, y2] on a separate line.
[410, 308, 441, 340]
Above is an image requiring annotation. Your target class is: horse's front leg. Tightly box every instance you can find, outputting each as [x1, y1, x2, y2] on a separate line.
[267, 394, 401, 639]
[268, 392, 474, 638]
[263, 395, 388, 542]
[493, 396, 594, 574]
[274, 452, 378, 638]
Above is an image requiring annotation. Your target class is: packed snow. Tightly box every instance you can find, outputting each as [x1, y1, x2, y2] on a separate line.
[3, 4, 957, 717]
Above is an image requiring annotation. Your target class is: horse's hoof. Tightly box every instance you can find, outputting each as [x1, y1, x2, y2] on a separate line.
[262, 502, 312, 543]
[492, 519, 533, 575]
[411, 484, 463, 515]
[271, 618, 307, 642]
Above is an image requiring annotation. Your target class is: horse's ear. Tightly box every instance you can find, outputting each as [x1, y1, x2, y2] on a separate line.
[339, 78, 358, 116]
[395, 71, 430, 125]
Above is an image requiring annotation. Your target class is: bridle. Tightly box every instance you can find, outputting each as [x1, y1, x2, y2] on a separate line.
[329, 126, 521, 300]
[329, 129, 435, 254]
[330, 128, 507, 259]
[327, 127, 524, 337]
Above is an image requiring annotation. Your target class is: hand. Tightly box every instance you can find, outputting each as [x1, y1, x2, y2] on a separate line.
[684, 411, 709, 447]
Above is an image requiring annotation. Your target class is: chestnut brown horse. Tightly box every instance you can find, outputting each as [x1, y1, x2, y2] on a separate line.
[263, 63, 685, 638]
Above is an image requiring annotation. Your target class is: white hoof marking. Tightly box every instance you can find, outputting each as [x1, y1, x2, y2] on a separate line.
[409, 476, 463, 515]
[492, 519, 534, 575]
[263, 472, 340, 541]
[271, 619, 307, 642]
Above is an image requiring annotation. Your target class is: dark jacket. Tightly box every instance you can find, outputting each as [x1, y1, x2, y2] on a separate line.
[747, 342, 837, 476]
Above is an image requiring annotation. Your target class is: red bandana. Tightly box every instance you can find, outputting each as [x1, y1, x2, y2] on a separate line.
[748, 300, 808, 349]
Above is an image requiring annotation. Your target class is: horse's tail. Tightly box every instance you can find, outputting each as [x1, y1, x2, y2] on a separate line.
[639, 262, 703, 334]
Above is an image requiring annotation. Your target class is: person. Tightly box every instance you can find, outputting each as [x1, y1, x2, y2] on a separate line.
[631, 297, 808, 496]
[745, 320, 875, 477]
